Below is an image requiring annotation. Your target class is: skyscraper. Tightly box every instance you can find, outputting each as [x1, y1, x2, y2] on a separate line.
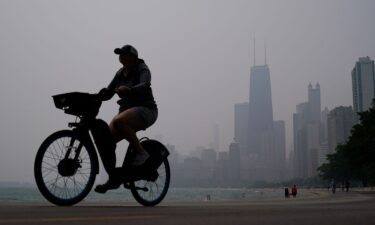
[212, 124, 220, 152]
[293, 102, 309, 178]
[248, 65, 273, 154]
[321, 107, 329, 142]
[233, 44, 286, 181]
[308, 83, 321, 123]
[293, 84, 322, 178]
[228, 141, 241, 182]
[352, 56, 375, 120]
[327, 106, 355, 154]
[201, 148, 216, 179]
[234, 102, 249, 153]
[273, 120, 286, 180]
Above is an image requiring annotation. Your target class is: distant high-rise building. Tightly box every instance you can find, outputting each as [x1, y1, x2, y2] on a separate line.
[327, 106, 355, 154]
[233, 46, 285, 181]
[201, 148, 216, 179]
[201, 149, 216, 169]
[321, 107, 329, 142]
[352, 56, 375, 121]
[273, 121, 286, 163]
[228, 141, 241, 182]
[248, 65, 273, 154]
[166, 144, 178, 166]
[273, 120, 286, 180]
[183, 157, 202, 179]
[234, 103, 249, 153]
[308, 83, 321, 123]
[318, 142, 329, 167]
[212, 124, 220, 152]
[215, 151, 229, 182]
[307, 122, 320, 177]
[293, 102, 309, 178]
[293, 84, 322, 178]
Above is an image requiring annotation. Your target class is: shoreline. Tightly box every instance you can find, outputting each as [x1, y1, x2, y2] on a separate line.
[0, 187, 374, 206]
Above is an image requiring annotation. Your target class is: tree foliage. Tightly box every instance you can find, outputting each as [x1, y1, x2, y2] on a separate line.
[318, 100, 375, 186]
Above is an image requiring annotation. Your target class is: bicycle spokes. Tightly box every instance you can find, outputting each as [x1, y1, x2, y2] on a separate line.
[37, 133, 94, 202]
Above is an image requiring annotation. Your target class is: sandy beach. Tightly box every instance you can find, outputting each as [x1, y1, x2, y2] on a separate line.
[0, 188, 374, 225]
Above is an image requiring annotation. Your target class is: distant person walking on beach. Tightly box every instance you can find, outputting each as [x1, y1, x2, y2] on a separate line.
[291, 184, 297, 197]
[331, 179, 336, 194]
[284, 187, 290, 198]
[345, 180, 350, 192]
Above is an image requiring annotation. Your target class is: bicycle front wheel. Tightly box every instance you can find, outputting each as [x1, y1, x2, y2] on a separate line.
[34, 130, 97, 206]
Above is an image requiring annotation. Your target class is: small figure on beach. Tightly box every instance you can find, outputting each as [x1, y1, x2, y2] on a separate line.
[291, 184, 297, 198]
[341, 182, 345, 192]
[284, 187, 290, 198]
[331, 179, 336, 194]
[345, 180, 350, 192]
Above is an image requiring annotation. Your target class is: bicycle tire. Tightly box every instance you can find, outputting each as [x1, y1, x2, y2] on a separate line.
[34, 130, 97, 206]
[130, 158, 170, 206]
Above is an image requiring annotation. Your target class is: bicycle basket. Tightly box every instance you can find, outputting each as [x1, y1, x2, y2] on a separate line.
[53, 92, 101, 117]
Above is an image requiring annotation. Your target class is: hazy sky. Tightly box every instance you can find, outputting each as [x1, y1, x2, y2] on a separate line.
[1, 0, 374, 182]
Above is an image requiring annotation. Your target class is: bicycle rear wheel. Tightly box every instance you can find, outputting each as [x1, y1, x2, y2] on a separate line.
[34, 130, 97, 206]
[130, 159, 170, 206]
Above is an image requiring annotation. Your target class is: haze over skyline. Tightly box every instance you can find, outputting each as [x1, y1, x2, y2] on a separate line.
[0, 0, 374, 182]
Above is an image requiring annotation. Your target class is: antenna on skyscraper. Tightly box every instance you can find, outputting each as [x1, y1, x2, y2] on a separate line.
[253, 33, 256, 66]
[264, 39, 267, 65]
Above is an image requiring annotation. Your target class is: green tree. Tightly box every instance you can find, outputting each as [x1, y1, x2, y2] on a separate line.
[319, 99, 375, 186]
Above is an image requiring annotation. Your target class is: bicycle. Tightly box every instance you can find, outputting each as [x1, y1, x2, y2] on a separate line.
[34, 92, 170, 206]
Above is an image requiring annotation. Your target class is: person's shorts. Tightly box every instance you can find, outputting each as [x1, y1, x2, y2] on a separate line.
[133, 106, 158, 130]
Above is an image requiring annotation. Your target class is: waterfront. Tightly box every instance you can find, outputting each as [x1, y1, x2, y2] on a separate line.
[0, 186, 288, 204]
[0, 191, 374, 225]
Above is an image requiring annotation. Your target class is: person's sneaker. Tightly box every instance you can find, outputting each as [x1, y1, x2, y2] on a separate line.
[94, 179, 121, 194]
[132, 150, 150, 166]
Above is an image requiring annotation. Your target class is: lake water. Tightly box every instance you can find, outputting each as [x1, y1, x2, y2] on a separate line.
[0, 186, 284, 203]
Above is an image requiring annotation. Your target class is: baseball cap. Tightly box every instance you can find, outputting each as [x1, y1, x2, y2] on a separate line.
[114, 45, 138, 58]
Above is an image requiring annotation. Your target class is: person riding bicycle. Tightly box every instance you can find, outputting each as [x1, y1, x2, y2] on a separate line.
[95, 45, 158, 193]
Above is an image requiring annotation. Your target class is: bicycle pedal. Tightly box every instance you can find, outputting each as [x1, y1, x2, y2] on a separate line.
[135, 186, 149, 192]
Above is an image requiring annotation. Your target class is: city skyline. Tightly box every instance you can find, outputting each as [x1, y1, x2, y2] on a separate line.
[0, 1, 374, 182]
[169, 54, 373, 182]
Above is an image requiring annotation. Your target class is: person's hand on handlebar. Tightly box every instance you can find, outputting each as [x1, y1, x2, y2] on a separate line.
[97, 88, 115, 101]
[115, 85, 132, 98]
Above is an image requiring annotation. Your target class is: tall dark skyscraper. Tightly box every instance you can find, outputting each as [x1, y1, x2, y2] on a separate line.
[234, 44, 285, 181]
[248, 65, 274, 153]
[352, 56, 375, 122]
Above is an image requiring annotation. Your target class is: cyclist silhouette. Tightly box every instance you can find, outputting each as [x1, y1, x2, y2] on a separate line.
[95, 45, 158, 193]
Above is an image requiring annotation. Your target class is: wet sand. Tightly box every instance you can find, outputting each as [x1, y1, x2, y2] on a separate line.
[0, 189, 374, 225]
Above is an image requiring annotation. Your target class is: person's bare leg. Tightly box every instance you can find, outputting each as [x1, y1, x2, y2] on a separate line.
[110, 109, 149, 163]
[109, 109, 145, 152]
[109, 109, 149, 165]
[95, 109, 148, 193]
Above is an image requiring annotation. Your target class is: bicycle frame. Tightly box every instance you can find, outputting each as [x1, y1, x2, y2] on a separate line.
[66, 117, 137, 178]
[67, 118, 101, 175]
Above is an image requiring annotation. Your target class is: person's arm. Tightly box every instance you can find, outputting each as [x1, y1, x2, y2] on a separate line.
[98, 88, 115, 101]
[98, 70, 120, 101]
[130, 65, 151, 94]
